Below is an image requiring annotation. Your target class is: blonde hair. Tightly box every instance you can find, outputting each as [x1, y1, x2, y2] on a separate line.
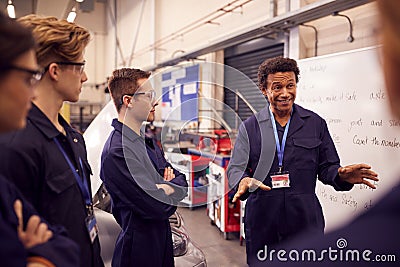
[17, 14, 90, 67]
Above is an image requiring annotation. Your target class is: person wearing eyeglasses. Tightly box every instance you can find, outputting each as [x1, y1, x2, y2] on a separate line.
[100, 68, 187, 267]
[0, 15, 104, 267]
[227, 56, 379, 266]
[0, 11, 81, 267]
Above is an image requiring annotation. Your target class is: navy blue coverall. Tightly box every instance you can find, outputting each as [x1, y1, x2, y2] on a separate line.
[0, 175, 79, 267]
[227, 104, 353, 265]
[100, 119, 187, 267]
[0, 104, 104, 267]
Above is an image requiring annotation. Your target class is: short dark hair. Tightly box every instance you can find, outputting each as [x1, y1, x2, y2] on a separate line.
[0, 11, 35, 73]
[257, 56, 300, 90]
[108, 68, 151, 112]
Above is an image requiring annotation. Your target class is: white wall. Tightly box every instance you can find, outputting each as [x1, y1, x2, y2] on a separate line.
[297, 2, 379, 58]
[102, 0, 379, 68]
[75, 1, 108, 103]
[74, 0, 380, 108]
[153, 0, 272, 65]
[106, 0, 274, 69]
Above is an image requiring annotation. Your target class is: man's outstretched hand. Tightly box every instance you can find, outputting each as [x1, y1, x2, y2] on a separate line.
[338, 163, 379, 189]
[232, 177, 271, 202]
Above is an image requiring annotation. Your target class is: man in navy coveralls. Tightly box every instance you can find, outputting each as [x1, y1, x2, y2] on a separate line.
[254, 1, 400, 266]
[227, 56, 379, 265]
[101, 68, 187, 267]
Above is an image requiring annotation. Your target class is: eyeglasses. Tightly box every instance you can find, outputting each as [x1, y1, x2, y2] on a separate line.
[44, 61, 86, 74]
[123, 90, 156, 103]
[8, 65, 43, 87]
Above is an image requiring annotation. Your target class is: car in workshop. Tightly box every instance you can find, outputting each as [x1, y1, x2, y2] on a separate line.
[84, 102, 207, 267]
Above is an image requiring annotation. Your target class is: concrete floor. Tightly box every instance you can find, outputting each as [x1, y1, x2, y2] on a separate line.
[177, 206, 247, 267]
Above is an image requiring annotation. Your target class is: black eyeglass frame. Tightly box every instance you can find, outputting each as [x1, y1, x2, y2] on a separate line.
[7, 65, 44, 86]
[44, 61, 86, 73]
[8, 65, 43, 77]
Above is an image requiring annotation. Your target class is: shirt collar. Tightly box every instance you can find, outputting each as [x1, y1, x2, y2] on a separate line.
[28, 103, 74, 139]
[258, 104, 299, 122]
[111, 118, 142, 143]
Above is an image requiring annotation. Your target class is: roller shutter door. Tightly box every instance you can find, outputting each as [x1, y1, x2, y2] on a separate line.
[224, 43, 284, 129]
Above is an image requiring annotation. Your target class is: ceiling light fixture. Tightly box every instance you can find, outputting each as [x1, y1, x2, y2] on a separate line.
[332, 11, 354, 43]
[67, 7, 77, 22]
[7, 0, 15, 18]
[75, 0, 84, 2]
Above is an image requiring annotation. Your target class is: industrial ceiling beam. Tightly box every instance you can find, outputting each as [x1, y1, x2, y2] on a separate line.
[144, 0, 373, 71]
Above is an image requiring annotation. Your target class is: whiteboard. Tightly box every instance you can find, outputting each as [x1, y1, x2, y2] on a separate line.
[297, 47, 400, 231]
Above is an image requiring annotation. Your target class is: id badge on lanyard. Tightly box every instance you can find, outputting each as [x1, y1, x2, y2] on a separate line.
[269, 108, 291, 189]
[85, 206, 99, 243]
[54, 137, 98, 242]
[271, 171, 290, 188]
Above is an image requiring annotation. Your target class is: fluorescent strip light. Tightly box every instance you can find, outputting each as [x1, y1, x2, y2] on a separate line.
[67, 7, 77, 22]
[7, 0, 15, 18]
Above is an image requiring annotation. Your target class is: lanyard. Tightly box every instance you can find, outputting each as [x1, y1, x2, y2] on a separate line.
[54, 138, 92, 206]
[269, 107, 292, 173]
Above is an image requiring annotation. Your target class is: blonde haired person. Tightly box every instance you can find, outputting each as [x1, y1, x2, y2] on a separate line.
[0, 15, 104, 267]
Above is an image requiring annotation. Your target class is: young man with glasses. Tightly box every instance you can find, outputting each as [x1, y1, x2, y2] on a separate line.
[100, 68, 187, 267]
[44, 61, 86, 75]
[0, 15, 104, 267]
